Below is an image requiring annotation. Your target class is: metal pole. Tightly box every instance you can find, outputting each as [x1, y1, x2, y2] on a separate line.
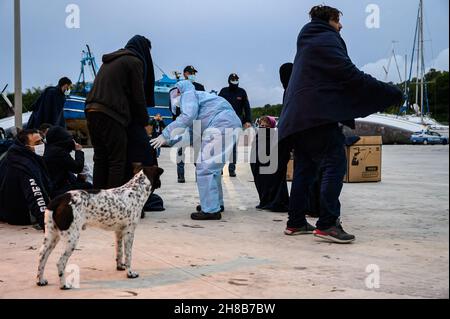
[14, 0, 23, 129]
[404, 54, 408, 105]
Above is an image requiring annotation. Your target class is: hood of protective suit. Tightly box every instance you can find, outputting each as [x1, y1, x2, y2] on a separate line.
[175, 80, 196, 94]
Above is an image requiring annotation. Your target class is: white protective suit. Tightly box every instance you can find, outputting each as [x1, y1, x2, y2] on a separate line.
[162, 81, 242, 213]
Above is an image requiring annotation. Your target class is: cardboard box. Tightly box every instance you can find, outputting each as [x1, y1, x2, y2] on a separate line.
[344, 136, 382, 183]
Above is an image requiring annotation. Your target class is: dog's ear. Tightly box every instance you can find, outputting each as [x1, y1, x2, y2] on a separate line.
[143, 166, 164, 190]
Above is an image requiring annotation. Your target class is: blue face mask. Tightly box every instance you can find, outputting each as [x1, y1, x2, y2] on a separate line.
[188, 75, 196, 83]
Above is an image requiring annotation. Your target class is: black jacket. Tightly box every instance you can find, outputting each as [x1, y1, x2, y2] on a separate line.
[27, 86, 66, 129]
[85, 49, 151, 127]
[0, 141, 52, 227]
[193, 82, 206, 92]
[219, 85, 252, 124]
[278, 19, 404, 141]
[43, 127, 84, 194]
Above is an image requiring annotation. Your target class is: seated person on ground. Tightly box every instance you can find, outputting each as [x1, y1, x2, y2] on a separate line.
[0, 129, 52, 230]
[43, 126, 92, 198]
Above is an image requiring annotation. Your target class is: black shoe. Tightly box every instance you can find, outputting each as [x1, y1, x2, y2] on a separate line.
[229, 171, 237, 177]
[313, 218, 355, 244]
[32, 224, 44, 232]
[268, 205, 289, 213]
[191, 212, 222, 220]
[178, 176, 186, 183]
[141, 211, 146, 219]
[196, 205, 224, 213]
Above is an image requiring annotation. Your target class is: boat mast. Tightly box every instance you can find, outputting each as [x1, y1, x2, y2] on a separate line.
[419, 0, 425, 123]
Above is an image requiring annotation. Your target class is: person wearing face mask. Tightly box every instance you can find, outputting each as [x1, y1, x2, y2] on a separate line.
[183, 65, 206, 92]
[27, 77, 72, 130]
[43, 126, 92, 198]
[151, 80, 242, 221]
[219, 73, 252, 177]
[172, 66, 206, 183]
[0, 129, 52, 231]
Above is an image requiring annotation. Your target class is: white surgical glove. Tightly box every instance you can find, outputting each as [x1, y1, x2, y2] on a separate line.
[150, 135, 167, 149]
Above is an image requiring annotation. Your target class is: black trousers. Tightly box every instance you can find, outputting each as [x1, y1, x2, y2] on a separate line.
[126, 123, 158, 181]
[87, 112, 127, 189]
[285, 123, 347, 230]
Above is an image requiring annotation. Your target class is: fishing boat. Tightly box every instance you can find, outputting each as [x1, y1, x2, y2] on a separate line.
[64, 72, 178, 145]
[1, 44, 180, 145]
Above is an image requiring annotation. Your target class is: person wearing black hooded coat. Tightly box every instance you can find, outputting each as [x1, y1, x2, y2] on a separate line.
[85, 35, 156, 189]
[43, 126, 92, 197]
[0, 130, 52, 229]
[277, 6, 404, 242]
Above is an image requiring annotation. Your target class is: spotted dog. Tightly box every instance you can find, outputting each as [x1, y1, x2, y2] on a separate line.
[36, 166, 164, 290]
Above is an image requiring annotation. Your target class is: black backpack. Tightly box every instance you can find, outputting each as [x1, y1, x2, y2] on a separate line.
[143, 193, 165, 212]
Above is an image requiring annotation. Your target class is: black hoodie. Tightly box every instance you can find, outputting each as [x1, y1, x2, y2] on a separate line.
[86, 42, 152, 127]
[43, 127, 84, 193]
[279, 63, 293, 103]
[0, 140, 52, 227]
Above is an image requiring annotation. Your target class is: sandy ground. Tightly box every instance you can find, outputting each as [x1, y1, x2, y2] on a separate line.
[0, 145, 448, 299]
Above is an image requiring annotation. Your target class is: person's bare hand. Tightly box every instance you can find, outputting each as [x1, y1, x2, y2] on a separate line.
[74, 140, 83, 151]
[145, 125, 153, 136]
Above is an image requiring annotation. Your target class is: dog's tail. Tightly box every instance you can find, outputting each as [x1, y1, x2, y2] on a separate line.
[46, 193, 74, 231]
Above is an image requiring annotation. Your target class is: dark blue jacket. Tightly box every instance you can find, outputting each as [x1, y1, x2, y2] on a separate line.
[278, 19, 404, 141]
[0, 140, 52, 227]
[27, 86, 66, 129]
[219, 85, 252, 124]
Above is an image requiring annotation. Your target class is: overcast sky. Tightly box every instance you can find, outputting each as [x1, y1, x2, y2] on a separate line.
[0, 0, 448, 107]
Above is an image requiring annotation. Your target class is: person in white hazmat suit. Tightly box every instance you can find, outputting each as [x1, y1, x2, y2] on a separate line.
[151, 80, 242, 220]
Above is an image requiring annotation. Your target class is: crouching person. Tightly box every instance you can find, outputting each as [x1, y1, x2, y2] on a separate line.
[0, 129, 52, 231]
[151, 80, 242, 221]
[43, 126, 92, 198]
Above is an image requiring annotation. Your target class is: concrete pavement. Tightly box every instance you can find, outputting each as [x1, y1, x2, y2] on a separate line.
[0, 145, 448, 299]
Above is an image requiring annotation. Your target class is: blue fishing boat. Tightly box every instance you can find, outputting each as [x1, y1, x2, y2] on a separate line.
[64, 74, 178, 123]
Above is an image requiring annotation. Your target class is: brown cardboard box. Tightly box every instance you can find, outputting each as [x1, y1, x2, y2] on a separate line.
[344, 136, 382, 183]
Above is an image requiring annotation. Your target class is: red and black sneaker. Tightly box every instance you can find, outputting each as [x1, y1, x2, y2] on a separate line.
[284, 222, 316, 236]
[313, 219, 355, 244]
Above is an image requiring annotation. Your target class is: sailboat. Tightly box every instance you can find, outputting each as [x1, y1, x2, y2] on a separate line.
[354, 0, 449, 143]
